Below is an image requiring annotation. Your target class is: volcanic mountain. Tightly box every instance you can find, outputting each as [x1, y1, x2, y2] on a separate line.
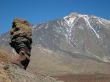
[0, 13, 110, 76]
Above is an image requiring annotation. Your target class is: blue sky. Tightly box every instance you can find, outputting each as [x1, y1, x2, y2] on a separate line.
[0, 0, 110, 34]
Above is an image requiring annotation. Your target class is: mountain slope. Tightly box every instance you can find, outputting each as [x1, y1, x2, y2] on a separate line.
[32, 12, 110, 63]
[30, 46, 110, 76]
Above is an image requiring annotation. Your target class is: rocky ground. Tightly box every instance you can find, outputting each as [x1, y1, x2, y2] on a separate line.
[0, 49, 62, 82]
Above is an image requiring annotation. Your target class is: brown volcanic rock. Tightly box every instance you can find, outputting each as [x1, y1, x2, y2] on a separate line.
[0, 49, 62, 82]
[0, 67, 11, 82]
[0, 49, 12, 63]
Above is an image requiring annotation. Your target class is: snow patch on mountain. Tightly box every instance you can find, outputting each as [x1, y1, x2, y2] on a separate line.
[83, 16, 100, 38]
[64, 16, 76, 27]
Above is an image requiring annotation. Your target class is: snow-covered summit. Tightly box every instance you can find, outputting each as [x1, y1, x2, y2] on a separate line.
[64, 12, 110, 27]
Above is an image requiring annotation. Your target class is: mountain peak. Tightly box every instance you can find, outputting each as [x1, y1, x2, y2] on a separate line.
[63, 12, 90, 27]
[63, 12, 110, 28]
[67, 12, 78, 17]
[64, 12, 90, 18]
[63, 13, 78, 26]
